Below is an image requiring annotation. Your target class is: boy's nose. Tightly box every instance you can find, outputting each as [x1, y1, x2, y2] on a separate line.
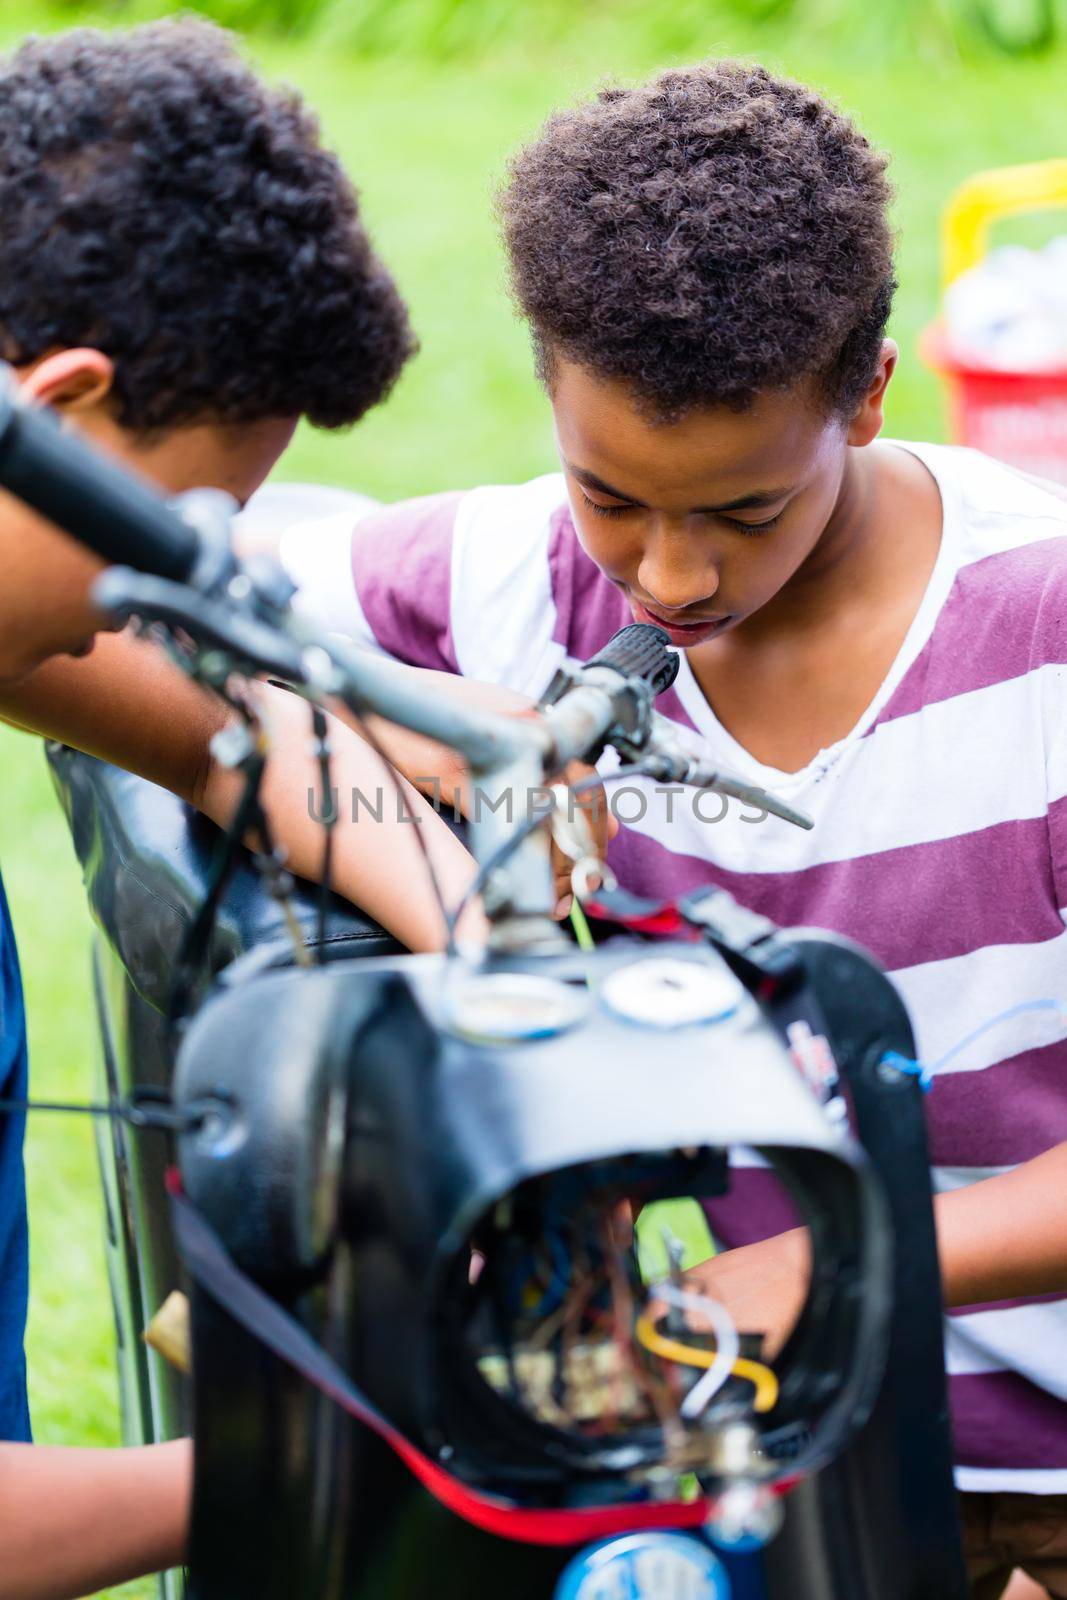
[637, 541, 720, 615]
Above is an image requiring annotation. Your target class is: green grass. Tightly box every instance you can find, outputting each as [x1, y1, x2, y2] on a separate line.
[0, 8, 1066, 1594]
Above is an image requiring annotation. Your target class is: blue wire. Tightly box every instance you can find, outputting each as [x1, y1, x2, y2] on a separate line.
[526, 1227, 573, 1319]
[880, 998, 1067, 1093]
[881, 1051, 935, 1093]
[929, 999, 1067, 1072]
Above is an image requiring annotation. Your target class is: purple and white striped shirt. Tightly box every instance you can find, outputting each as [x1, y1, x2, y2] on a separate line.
[280, 442, 1067, 1493]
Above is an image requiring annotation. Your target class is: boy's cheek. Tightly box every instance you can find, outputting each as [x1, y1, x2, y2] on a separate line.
[0, 494, 110, 677]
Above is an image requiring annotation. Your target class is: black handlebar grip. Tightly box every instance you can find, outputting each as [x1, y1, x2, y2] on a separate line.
[0, 380, 200, 582]
[585, 623, 680, 697]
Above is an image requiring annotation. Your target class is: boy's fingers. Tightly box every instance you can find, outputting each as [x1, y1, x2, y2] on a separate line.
[561, 760, 619, 850]
[498, 705, 620, 850]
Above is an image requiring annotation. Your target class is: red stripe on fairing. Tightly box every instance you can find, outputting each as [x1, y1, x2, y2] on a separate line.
[607, 814, 1063, 976]
[351, 493, 464, 671]
[872, 536, 1067, 729]
[170, 1187, 775, 1547]
[951, 1370, 1067, 1470]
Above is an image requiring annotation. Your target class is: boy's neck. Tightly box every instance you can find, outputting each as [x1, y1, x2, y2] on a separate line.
[75, 411, 297, 504]
[732, 442, 939, 642]
[686, 442, 944, 771]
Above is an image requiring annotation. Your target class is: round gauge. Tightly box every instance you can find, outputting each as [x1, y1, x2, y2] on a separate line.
[555, 1533, 731, 1600]
[444, 972, 590, 1044]
[600, 957, 742, 1029]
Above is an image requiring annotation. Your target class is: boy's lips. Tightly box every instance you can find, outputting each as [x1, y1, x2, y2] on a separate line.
[630, 599, 730, 646]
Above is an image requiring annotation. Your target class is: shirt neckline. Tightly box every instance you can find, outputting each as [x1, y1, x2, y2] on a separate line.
[670, 440, 964, 792]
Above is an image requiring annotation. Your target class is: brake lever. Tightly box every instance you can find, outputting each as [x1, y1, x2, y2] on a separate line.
[93, 567, 308, 685]
[640, 751, 815, 831]
[620, 715, 814, 831]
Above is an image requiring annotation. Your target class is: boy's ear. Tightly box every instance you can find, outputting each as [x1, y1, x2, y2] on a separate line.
[845, 339, 897, 448]
[18, 348, 116, 414]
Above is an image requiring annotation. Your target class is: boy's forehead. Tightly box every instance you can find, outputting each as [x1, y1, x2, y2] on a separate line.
[551, 358, 836, 506]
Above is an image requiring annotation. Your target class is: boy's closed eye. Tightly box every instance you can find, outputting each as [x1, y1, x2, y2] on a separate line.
[576, 484, 785, 535]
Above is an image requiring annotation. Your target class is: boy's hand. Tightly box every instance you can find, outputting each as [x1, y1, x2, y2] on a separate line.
[359, 674, 619, 920]
[493, 699, 618, 917]
[550, 757, 619, 917]
[680, 1229, 812, 1359]
[681, 1144, 1067, 1369]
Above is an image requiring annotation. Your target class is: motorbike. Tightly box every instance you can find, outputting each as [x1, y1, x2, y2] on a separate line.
[0, 375, 968, 1600]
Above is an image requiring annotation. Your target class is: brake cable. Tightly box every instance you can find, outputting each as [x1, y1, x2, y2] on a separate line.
[0, 1088, 216, 1134]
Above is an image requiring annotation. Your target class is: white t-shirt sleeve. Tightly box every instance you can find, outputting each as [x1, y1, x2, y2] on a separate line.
[273, 476, 572, 688]
[448, 474, 570, 697]
[277, 507, 386, 650]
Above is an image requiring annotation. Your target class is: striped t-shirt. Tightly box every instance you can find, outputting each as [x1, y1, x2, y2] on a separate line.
[279, 441, 1067, 1494]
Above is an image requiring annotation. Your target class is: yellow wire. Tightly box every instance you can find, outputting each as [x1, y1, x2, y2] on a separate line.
[634, 1312, 779, 1414]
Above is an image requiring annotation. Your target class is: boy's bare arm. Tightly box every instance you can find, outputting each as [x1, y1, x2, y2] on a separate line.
[0, 1439, 190, 1600]
[0, 632, 484, 952]
[349, 669, 534, 812]
[339, 672, 618, 903]
[685, 1146, 1067, 1355]
[933, 1141, 1067, 1308]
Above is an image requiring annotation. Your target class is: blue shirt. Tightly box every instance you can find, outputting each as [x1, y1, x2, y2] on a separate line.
[0, 871, 30, 1440]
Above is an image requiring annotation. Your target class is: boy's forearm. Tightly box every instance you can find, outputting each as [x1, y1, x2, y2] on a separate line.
[201, 683, 486, 952]
[0, 632, 226, 803]
[934, 1142, 1067, 1308]
[686, 1143, 1067, 1353]
[0, 1439, 190, 1600]
[0, 633, 485, 952]
[351, 673, 537, 816]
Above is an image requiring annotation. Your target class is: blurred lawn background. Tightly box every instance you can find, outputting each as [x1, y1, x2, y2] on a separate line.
[0, 0, 1065, 1593]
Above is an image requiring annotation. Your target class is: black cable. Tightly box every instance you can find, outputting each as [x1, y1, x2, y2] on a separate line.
[168, 672, 456, 1022]
[336, 698, 456, 956]
[268, 676, 455, 959]
[0, 1094, 209, 1134]
[0, 1097, 127, 1120]
[166, 686, 319, 1022]
[166, 742, 268, 1027]
[444, 762, 651, 942]
[444, 808, 545, 944]
[311, 703, 336, 963]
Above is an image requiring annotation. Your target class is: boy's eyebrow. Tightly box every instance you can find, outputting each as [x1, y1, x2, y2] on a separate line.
[568, 464, 651, 505]
[566, 462, 793, 513]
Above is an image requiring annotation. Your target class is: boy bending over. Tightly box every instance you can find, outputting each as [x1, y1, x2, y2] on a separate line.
[280, 63, 1067, 1598]
[0, 21, 479, 1598]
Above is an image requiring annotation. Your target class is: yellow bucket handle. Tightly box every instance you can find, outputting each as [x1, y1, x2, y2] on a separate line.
[943, 158, 1067, 289]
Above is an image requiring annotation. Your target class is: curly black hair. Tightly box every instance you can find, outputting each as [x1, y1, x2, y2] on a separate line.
[0, 18, 415, 433]
[499, 61, 896, 419]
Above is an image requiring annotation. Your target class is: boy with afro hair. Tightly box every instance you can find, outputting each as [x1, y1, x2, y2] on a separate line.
[282, 62, 1067, 1597]
[0, 19, 481, 1596]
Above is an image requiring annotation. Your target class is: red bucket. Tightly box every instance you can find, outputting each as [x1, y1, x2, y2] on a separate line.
[924, 160, 1067, 486]
[922, 322, 1067, 486]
